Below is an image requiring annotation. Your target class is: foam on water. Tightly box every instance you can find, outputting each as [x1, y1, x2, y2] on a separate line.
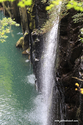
[25, 59, 29, 62]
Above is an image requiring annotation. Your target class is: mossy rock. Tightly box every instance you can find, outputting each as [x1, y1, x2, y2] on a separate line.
[22, 47, 30, 55]
[16, 37, 24, 49]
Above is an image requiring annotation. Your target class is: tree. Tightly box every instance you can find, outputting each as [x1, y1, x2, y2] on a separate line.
[0, 17, 20, 42]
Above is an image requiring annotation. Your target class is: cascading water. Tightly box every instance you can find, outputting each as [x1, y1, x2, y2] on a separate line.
[39, 5, 61, 125]
[40, 23, 59, 125]
[30, 5, 62, 125]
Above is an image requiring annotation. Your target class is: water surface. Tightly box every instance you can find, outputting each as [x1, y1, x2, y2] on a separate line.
[0, 11, 44, 125]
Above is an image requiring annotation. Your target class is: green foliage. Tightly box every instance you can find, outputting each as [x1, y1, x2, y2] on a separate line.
[46, 0, 61, 10]
[67, 0, 83, 12]
[72, 13, 83, 23]
[0, 17, 20, 43]
[0, 0, 15, 2]
[79, 28, 83, 43]
[72, 12, 83, 43]
[0, 0, 32, 7]
[45, 0, 83, 12]
[79, 37, 83, 43]
[0, 0, 32, 42]
[0, 0, 83, 42]
[0, 0, 83, 12]
[18, 0, 32, 7]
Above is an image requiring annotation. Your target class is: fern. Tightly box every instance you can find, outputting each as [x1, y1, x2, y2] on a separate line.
[72, 13, 83, 23]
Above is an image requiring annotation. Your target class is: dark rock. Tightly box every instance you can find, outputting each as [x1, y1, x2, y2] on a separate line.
[56, 9, 83, 124]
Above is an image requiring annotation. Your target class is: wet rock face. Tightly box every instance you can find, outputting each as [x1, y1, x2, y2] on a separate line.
[29, 1, 48, 90]
[33, 0, 48, 28]
[56, 9, 83, 124]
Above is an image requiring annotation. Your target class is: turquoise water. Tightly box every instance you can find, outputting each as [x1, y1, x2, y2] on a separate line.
[0, 11, 45, 125]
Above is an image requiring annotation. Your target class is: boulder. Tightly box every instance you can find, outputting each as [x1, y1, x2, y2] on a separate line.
[16, 37, 24, 48]
[22, 47, 30, 55]
[22, 50, 28, 55]
[26, 47, 30, 54]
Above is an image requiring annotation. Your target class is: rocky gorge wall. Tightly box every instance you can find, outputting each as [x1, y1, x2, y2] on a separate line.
[1, 1, 83, 124]
[56, 9, 83, 125]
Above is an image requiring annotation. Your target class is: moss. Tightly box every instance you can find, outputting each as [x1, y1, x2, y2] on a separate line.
[27, 3, 35, 30]
[16, 37, 24, 48]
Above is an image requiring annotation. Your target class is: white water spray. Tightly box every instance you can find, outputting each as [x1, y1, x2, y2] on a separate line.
[40, 5, 61, 125]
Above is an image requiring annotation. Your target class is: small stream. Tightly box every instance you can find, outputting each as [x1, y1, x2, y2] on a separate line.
[0, 11, 46, 125]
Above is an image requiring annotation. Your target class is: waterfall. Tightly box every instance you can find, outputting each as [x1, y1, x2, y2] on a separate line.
[30, 3, 62, 125]
[40, 6, 61, 125]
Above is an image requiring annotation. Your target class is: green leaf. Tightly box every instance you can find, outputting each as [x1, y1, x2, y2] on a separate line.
[74, 6, 80, 11]
[80, 7, 83, 12]
[18, 1, 25, 7]
[18, 0, 32, 7]
[50, 4, 54, 8]
[78, 3, 82, 7]
[8, 0, 15, 1]
[73, 1, 77, 6]
[46, 6, 51, 10]
[0, 0, 6, 2]
[67, 4, 73, 9]
[52, 1, 59, 5]
[25, 0, 32, 6]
